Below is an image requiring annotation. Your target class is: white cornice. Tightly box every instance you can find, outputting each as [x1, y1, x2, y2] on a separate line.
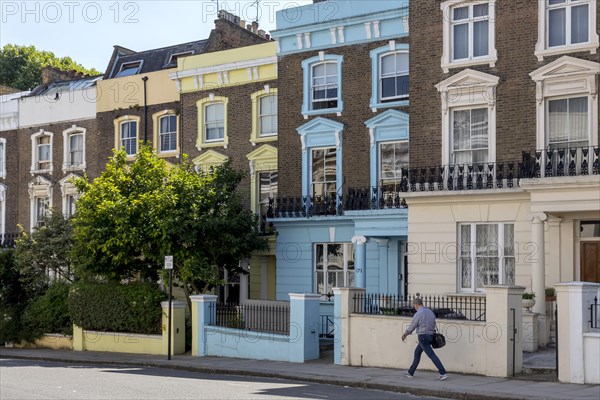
[169, 56, 277, 81]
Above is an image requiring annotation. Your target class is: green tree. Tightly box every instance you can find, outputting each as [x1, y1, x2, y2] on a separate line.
[0, 249, 28, 343]
[73, 145, 267, 306]
[0, 44, 100, 91]
[14, 209, 75, 295]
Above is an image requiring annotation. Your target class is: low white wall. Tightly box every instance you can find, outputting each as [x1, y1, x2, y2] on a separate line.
[583, 333, 600, 384]
[348, 315, 500, 375]
[19, 88, 96, 127]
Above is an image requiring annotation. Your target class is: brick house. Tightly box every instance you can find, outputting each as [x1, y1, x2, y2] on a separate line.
[270, 0, 411, 301]
[405, 0, 599, 348]
[172, 41, 278, 302]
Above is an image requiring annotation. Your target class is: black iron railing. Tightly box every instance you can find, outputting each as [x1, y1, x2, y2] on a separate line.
[0, 232, 20, 249]
[352, 293, 487, 322]
[209, 302, 290, 335]
[271, 146, 599, 218]
[320, 314, 335, 338]
[591, 296, 599, 330]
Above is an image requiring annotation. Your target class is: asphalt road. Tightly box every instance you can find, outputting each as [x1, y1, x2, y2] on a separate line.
[1, 358, 444, 400]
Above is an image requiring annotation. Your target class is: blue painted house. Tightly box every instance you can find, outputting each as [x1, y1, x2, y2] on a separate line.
[270, 0, 410, 302]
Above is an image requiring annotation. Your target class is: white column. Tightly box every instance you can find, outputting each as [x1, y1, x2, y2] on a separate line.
[260, 256, 268, 300]
[239, 259, 249, 303]
[531, 213, 547, 316]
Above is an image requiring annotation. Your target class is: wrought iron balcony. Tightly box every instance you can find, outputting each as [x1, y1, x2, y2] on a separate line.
[270, 146, 599, 219]
[0, 232, 20, 249]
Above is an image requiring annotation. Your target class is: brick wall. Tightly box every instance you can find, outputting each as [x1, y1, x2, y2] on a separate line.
[204, 17, 268, 53]
[14, 117, 108, 230]
[180, 80, 279, 209]
[277, 38, 410, 198]
[1, 129, 19, 233]
[409, 0, 600, 168]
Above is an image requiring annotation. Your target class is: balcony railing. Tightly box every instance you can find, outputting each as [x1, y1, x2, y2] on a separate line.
[271, 146, 599, 219]
[0, 232, 20, 249]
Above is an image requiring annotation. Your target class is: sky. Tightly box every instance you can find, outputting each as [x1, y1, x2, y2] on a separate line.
[0, 0, 313, 72]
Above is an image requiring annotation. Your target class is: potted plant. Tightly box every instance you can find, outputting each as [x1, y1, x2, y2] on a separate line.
[545, 287, 556, 302]
[522, 292, 536, 312]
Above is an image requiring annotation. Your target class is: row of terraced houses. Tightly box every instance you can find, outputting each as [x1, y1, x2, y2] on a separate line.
[1, 0, 599, 383]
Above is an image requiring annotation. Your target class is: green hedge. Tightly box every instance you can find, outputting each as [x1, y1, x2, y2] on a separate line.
[21, 281, 72, 341]
[69, 282, 166, 335]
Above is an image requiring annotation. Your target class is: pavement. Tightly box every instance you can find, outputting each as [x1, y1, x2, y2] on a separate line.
[1, 347, 599, 400]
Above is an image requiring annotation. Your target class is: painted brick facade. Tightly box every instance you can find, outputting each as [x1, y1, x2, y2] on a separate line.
[409, 0, 600, 168]
[277, 38, 410, 198]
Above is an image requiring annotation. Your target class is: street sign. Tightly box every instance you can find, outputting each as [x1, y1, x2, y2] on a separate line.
[164, 255, 173, 270]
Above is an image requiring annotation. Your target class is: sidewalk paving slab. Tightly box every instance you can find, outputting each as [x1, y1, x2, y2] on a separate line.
[1, 348, 599, 400]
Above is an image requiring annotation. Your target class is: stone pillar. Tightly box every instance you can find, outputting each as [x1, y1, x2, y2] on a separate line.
[352, 236, 367, 289]
[239, 259, 249, 303]
[190, 295, 217, 356]
[72, 325, 84, 351]
[531, 213, 547, 347]
[161, 301, 186, 356]
[556, 282, 600, 384]
[522, 311, 539, 352]
[288, 293, 321, 362]
[260, 256, 268, 300]
[333, 287, 365, 366]
[485, 285, 525, 377]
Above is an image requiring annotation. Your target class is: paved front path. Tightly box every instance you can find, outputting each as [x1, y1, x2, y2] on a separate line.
[1, 348, 599, 400]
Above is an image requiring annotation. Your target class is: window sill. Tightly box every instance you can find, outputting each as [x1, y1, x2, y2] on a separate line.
[535, 42, 599, 61]
[62, 164, 86, 173]
[157, 151, 179, 159]
[370, 99, 409, 112]
[30, 168, 53, 175]
[197, 141, 228, 151]
[250, 136, 278, 146]
[441, 56, 497, 73]
[302, 107, 343, 119]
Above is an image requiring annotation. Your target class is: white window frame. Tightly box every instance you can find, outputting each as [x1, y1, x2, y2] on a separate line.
[60, 173, 79, 218]
[440, 0, 497, 73]
[379, 52, 409, 103]
[159, 114, 178, 153]
[114, 61, 143, 78]
[0, 183, 6, 237]
[546, 95, 590, 149]
[28, 176, 53, 231]
[314, 242, 355, 296]
[62, 126, 86, 172]
[378, 140, 409, 188]
[204, 103, 225, 143]
[530, 56, 599, 151]
[152, 110, 179, 157]
[30, 130, 53, 174]
[120, 121, 138, 156]
[535, 0, 599, 60]
[436, 69, 499, 165]
[258, 94, 278, 138]
[196, 95, 229, 150]
[458, 222, 515, 293]
[450, 106, 490, 165]
[310, 146, 338, 198]
[0, 138, 6, 178]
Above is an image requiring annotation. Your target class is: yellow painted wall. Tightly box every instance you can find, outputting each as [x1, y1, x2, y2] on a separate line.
[97, 69, 179, 112]
[15, 334, 73, 350]
[80, 330, 163, 355]
[177, 42, 277, 93]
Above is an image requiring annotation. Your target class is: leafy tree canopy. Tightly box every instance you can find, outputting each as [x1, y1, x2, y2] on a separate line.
[0, 44, 100, 91]
[72, 145, 267, 303]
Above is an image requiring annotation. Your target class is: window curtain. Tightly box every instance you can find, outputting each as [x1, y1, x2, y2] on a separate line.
[549, 97, 588, 148]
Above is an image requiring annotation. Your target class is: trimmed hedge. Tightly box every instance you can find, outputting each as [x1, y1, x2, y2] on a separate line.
[69, 282, 167, 335]
[21, 282, 72, 341]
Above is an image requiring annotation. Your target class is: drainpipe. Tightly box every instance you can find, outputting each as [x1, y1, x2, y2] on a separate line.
[142, 76, 148, 144]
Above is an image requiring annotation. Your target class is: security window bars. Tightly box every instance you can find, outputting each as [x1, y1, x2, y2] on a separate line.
[159, 115, 177, 153]
[311, 147, 337, 198]
[547, 0, 590, 47]
[311, 62, 338, 110]
[37, 136, 51, 170]
[452, 108, 489, 164]
[69, 133, 83, 166]
[259, 95, 277, 137]
[315, 243, 354, 296]
[452, 3, 490, 61]
[380, 52, 409, 102]
[205, 103, 225, 142]
[379, 141, 409, 189]
[548, 96, 589, 149]
[120, 121, 137, 156]
[459, 223, 515, 292]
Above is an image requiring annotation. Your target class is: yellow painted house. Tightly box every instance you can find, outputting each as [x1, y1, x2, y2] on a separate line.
[171, 41, 279, 302]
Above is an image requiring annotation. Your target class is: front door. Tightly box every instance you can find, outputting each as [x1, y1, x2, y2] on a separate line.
[581, 242, 600, 283]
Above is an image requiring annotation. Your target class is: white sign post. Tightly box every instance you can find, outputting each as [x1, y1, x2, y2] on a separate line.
[165, 255, 173, 360]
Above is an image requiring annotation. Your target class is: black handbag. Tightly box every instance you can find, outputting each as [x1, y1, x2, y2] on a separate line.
[433, 331, 446, 349]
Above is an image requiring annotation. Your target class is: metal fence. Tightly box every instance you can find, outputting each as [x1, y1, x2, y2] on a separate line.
[0, 232, 19, 250]
[320, 315, 335, 338]
[352, 293, 487, 322]
[210, 302, 290, 335]
[590, 296, 599, 330]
